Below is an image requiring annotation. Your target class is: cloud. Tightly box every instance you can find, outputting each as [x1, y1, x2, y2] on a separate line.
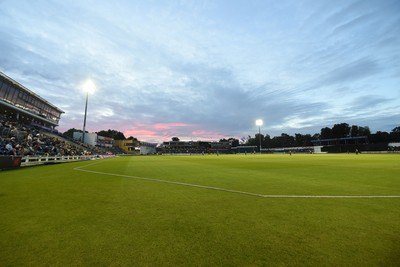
[124, 129, 157, 138]
[314, 58, 381, 88]
[329, 13, 375, 36]
[346, 95, 392, 111]
[154, 123, 192, 130]
[1, 0, 399, 141]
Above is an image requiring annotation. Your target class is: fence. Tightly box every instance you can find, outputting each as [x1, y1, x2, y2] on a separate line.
[20, 155, 96, 167]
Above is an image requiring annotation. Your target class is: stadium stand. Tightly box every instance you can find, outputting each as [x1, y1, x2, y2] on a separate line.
[161, 140, 234, 154]
[0, 114, 85, 157]
[0, 71, 64, 130]
[0, 72, 124, 163]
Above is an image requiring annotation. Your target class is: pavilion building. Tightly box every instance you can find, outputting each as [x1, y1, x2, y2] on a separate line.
[0, 71, 64, 130]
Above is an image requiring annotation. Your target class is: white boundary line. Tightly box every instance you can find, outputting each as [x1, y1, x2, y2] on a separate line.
[73, 162, 400, 199]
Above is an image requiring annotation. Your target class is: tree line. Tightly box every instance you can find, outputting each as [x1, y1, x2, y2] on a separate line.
[63, 123, 400, 148]
[241, 123, 400, 148]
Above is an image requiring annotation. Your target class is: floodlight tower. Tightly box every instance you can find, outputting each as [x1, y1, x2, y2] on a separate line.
[82, 79, 95, 144]
[255, 119, 263, 153]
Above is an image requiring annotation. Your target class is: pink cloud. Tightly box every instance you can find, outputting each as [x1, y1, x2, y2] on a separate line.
[122, 122, 194, 142]
[125, 129, 156, 136]
[153, 123, 191, 130]
[59, 120, 238, 143]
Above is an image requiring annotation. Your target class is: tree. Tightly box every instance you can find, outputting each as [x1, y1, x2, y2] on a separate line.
[332, 123, 350, 138]
[267, 133, 294, 148]
[114, 132, 126, 140]
[263, 134, 271, 148]
[312, 133, 321, 140]
[240, 122, 396, 148]
[350, 125, 370, 137]
[97, 129, 126, 140]
[229, 138, 240, 147]
[279, 133, 294, 147]
[320, 127, 333, 139]
[245, 135, 257, 146]
[359, 126, 370, 136]
[294, 133, 312, 146]
[171, 137, 180, 141]
[350, 125, 359, 137]
[370, 131, 390, 143]
[391, 126, 400, 133]
[390, 126, 400, 142]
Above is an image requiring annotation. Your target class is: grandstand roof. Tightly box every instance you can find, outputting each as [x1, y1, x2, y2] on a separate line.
[0, 99, 61, 127]
[311, 136, 368, 143]
[0, 71, 64, 113]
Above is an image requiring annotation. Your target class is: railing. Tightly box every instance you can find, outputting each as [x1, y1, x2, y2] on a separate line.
[21, 155, 96, 167]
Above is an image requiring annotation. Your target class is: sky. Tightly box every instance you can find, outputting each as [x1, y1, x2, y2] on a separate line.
[0, 0, 399, 142]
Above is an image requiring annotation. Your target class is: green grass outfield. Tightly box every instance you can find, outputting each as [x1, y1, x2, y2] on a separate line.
[1, 154, 399, 266]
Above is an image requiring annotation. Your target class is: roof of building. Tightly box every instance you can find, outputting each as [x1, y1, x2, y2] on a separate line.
[0, 71, 64, 113]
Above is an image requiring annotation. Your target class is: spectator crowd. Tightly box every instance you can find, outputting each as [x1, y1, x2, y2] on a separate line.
[1, 114, 91, 157]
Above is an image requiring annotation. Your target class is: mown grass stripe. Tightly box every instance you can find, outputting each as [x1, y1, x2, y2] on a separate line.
[74, 162, 400, 199]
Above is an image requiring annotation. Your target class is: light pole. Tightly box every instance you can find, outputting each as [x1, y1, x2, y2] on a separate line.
[82, 79, 95, 144]
[255, 119, 263, 153]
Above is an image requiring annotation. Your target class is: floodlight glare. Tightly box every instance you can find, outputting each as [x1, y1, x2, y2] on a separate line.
[256, 119, 263, 126]
[82, 79, 96, 94]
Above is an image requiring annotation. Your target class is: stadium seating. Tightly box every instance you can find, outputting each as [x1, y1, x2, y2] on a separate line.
[0, 114, 122, 156]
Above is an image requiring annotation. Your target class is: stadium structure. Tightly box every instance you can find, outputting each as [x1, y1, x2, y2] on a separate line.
[161, 140, 231, 154]
[0, 71, 64, 131]
[73, 132, 114, 148]
[1, 71, 397, 163]
[114, 139, 140, 154]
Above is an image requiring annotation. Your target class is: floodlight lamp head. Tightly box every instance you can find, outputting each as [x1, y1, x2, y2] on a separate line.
[82, 79, 96, 94]
[256, 119, 263, 126]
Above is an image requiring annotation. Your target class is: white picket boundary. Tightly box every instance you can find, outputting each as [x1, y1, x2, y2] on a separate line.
[21, 155, 96, 166]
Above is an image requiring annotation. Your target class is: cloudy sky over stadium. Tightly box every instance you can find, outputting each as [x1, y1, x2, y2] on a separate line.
[1, 0, 399, 142]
